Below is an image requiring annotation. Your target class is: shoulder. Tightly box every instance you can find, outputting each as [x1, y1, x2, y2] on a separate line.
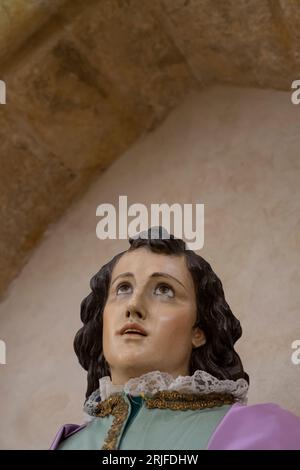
[50, 423, 87, 450]
[207, 402, 300, 450]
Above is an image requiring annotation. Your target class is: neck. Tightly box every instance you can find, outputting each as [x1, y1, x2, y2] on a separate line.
[110, 366, 190, 386]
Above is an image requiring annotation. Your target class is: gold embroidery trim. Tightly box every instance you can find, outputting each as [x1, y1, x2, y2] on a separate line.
[145, 391, 235, 410]
[96, 394, 129, 450]
[96, 391, 234, 450]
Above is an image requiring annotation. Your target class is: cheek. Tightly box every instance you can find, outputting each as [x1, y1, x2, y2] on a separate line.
[102, 308, 114, 351]
[154, 309, 194, 342]
[103, 301, 116, 330]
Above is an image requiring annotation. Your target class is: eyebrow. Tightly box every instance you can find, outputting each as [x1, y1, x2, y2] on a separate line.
[111, 272, 187, 290]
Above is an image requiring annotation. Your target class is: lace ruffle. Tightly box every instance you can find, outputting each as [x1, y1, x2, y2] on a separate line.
[84, 369, 249, 417]
[121, 370, 248, 403]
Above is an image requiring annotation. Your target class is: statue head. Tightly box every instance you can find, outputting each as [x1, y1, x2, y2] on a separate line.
[74, 227, 249, 398]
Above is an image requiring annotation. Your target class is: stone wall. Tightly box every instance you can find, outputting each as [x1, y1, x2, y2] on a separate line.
[1, 0, 300, 299]
[0, 85, 299, 448]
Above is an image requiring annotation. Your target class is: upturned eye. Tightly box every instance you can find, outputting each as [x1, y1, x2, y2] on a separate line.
[154, 283, 175, 298]
[116, 283, 132, 295]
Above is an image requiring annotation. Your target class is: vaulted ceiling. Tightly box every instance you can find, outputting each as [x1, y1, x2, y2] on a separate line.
[0, 0, 299, 298]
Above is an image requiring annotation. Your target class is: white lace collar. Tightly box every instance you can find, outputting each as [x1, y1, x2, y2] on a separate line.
[99, 369, 249, 404]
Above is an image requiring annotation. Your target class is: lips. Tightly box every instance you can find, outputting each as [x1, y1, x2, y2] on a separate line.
[119, 322, 147, 336]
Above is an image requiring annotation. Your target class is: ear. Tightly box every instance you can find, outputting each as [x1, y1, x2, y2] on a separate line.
[192, 327, 206, 349]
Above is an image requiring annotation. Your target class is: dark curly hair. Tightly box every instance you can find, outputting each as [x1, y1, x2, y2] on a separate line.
[74, 228, 249, 399]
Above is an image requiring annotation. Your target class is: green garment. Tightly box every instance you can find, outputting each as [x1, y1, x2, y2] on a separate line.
[58, 393, 232, 450]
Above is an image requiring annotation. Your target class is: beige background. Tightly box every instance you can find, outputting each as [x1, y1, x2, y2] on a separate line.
[0, 85, 299, 449]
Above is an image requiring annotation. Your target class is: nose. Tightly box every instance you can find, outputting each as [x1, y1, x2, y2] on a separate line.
[125, 291, 147, 321]
[125, 308, 144, 320]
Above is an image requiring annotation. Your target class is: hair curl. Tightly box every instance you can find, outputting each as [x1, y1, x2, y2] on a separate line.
[74, 229, 249, 399]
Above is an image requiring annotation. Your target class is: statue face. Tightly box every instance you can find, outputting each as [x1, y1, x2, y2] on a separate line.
[103, 248, 205, 384]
